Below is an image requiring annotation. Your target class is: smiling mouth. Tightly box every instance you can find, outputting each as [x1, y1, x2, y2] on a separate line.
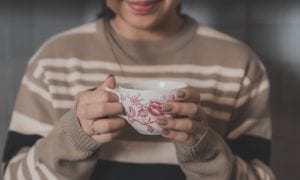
[126, 0, 161, 15]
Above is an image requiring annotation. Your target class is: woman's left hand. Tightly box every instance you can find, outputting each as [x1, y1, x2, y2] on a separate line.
[157, 87, 208, 146]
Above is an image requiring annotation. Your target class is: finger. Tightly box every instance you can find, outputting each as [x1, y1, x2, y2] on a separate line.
[163, 102, 199, 118]
[91, 131, 121, 143]
[96, 74, 116, 91]
[81, 119, 95, 136]
[157, 118, 196, 133]
[77, 102, 123, 119]
[175, 87, 200, 102]
[79, 90, 119, 105]
[161, 130, 196, 145]
[92, 118, 126, 134]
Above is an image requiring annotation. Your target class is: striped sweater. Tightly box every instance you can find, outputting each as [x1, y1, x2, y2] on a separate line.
[2, 16, 275, 180]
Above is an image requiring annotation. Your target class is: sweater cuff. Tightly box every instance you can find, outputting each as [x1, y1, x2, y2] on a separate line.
[174, 128, 221, 163]
[60, 105, 101, 153]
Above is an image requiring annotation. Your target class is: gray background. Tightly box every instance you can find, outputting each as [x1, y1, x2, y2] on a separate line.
[1, 0, 300, 179]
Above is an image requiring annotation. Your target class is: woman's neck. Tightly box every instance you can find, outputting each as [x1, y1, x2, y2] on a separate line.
[109, 15, 184, 41]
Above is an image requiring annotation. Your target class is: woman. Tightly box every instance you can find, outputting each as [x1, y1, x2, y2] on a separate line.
[3, 0, 275, 179]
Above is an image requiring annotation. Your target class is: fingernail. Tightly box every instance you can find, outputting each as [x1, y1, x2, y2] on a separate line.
[162, 129, 169, 135]
[176, 91, 185, 98]
[105, 74, 114, 80]
[157, 119, 167, 126]
[163, 104, 173, 112]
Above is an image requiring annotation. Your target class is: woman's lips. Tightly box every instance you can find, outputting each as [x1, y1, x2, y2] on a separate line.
[126, 0, 161, 15]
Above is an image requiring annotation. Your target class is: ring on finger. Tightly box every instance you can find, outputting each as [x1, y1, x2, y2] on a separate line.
[90, 120, 100, 135]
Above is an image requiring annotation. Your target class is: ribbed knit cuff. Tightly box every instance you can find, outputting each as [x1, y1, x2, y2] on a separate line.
[60, 105, 101, 153]
[174, 128, 220, 163]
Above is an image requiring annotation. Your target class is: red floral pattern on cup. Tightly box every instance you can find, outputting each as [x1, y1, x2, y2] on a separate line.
[121, 93, 175, 133]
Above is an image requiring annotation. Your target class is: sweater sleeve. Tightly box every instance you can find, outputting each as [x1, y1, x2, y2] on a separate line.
[2, 42, 101, 180]
[173, 53, 275, 180]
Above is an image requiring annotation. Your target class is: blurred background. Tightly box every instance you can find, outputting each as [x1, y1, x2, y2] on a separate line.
[1, 0, 299, 179]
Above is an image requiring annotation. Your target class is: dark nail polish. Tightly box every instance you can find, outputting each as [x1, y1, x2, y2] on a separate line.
[176, 91, 185, 98]
[157, 119, 167, 126]
[105, 74, 114, 80]
[163, 104, 173, 112]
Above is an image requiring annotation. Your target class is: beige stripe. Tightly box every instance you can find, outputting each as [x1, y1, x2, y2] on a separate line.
[34, 58, 245, 79]
[201, 93, 235, 106]
[22, 76, 51, 102]
[203, 107, 231, 121]
[235, 80, 269, 108]
[97, 140, 178, 165]
[10, 111, 53, 136]
[22, 76, 75, 109]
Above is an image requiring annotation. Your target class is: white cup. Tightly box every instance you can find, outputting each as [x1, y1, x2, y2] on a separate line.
[105, 80, 188, 135]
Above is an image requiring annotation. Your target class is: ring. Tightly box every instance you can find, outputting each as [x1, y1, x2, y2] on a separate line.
[90, 121, 100, 135]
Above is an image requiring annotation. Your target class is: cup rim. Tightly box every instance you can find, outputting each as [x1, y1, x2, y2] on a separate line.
[118, 80, 187, 91]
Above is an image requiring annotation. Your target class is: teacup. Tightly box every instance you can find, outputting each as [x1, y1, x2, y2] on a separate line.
[105, 80, 187, 135]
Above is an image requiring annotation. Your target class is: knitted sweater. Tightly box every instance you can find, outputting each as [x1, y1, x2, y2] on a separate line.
[2, 16, 275, 180]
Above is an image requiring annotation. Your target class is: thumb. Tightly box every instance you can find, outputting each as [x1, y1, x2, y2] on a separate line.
[98, 74, 116, 90]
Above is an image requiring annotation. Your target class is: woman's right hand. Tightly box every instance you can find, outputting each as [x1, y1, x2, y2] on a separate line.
[76, 75, 126, 143]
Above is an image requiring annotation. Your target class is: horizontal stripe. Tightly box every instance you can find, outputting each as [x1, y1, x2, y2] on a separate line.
[22, 76, 75, 109]
[227, 119, 256, 139]
[203, 107, 231, 121]
[22, 76, 51, 102]
[97, 140, 178, 165]
[9, 111, 53, 136]
[4, 153, 26, 180]
[44, 71, 242, 92]
[201, 93, 235, 106]
[34, 58, 245, 79]
[37, 161, 58, 180]
[235, 80, 269, 108]
[17, 162, 25, 180]
[27, 147, 41, 180]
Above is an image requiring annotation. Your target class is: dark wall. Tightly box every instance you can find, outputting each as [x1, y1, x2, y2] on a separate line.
[1, 0, 299, 179]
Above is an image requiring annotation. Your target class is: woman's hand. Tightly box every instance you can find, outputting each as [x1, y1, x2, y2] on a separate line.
[157, 87, 208, 146]
[76, 75, 126, 143]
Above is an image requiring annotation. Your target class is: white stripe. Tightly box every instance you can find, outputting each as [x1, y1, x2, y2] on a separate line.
[27, 147, 41, 180]
[4, 153, 27, 180]
[201, 93, 235, 106]
[203, 107, 231, 121]
[22, 76, 75, 109]
[97, 140, 178, 164]
[9, 111, 53, 137]
[235, 80, 269, 108]
[255, 166, 268, 180]
[34, 58, 245, 79]
[44, 71, 241, 93]
[37, 161, 58, 180]
[197, 26, 240, 43]
[227, 119, 256, 139]
[22, 76, 52, 102]
[16, 162, 25, 180]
